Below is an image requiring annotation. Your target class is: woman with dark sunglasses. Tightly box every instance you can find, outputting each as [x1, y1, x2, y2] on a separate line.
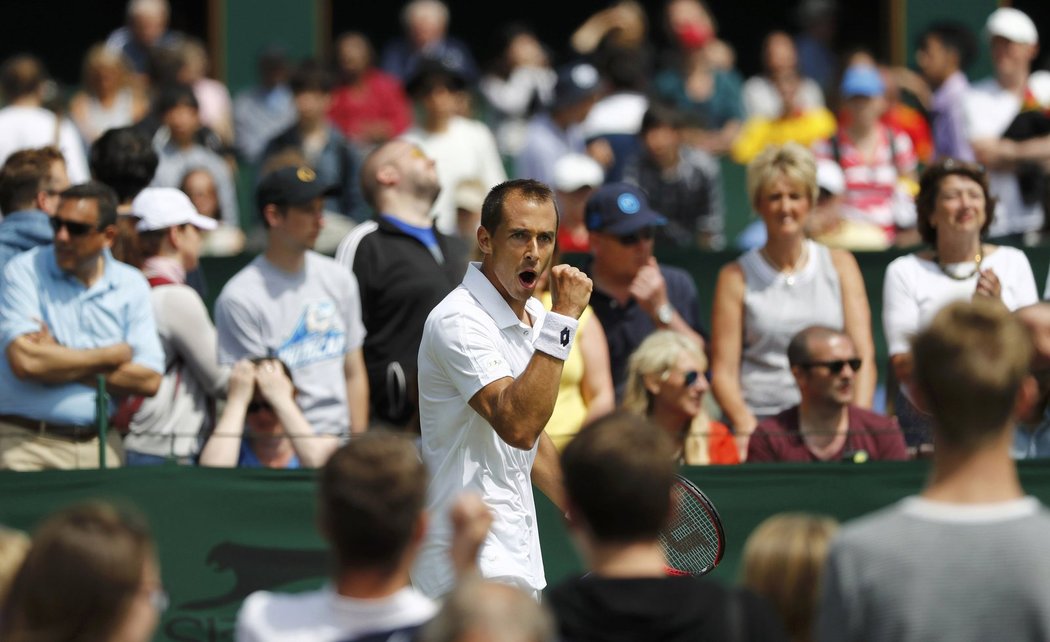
[711, 143, 875, 460]
[622, 331, 738, 465]
[198, 358, 339, 469]
[883, 158, 1038, 451]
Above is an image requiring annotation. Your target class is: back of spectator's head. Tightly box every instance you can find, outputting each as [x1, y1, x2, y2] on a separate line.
[60, 181, 120, 229]
[90, 127, 159, 204]
[318, 433, 428, 573]
[0, 502, 159, 642]
[0, 147, 65, 215]
[740, 513, 839, 642]
[913, 299, 1034, 449]
[918, 21, 978, 72]
[0, 55, 47, 102]
[562, 411, 675, 544]
[594, 44, 647, 92]
[420, 578, 557, 642]
[289, 60, 334, 96]
[746, 142, 818, 211]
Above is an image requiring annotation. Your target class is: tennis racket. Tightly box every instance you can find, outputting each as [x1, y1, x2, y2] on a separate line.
[659, 475, 725, 576]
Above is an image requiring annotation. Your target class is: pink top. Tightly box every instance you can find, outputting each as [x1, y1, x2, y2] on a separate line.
[328, 70, 412, 143]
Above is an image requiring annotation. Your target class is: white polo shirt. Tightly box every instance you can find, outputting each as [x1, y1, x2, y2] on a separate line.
[412, 262, 547, 598]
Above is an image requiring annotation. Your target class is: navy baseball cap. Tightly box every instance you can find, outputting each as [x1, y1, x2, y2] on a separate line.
[256, 166, 338, 209]
[585, 183, 667, 235]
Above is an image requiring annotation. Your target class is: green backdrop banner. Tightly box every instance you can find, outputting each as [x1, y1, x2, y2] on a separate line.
[3, 463, 1050, 641]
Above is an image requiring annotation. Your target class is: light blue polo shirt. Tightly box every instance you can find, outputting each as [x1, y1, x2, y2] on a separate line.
[0, 246, 164, 425]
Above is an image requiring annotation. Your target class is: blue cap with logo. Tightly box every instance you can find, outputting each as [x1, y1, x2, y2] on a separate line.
[585, 183, 668, 235]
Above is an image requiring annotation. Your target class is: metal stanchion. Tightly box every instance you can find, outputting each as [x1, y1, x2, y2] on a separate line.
[96, 375, 108, 470]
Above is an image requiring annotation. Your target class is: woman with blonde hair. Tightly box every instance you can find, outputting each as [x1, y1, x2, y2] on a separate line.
[623, 330, 738, 465]
[69, 44, 148, 145]
[711, 142, 875, 459]
[740, 513, 839, 642]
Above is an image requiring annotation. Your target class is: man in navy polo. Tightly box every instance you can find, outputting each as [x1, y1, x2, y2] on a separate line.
[0, 181, 164, 470]
[582, 182, 706, 398]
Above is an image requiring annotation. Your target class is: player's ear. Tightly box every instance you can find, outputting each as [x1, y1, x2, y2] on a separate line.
[477, 223, 493, 256]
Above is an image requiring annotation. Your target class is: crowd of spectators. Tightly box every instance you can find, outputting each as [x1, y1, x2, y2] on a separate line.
[3, 0, 1050, 640]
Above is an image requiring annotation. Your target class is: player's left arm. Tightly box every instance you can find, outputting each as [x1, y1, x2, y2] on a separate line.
[530, 432, 566, 511]
[345, 348, 369, 434]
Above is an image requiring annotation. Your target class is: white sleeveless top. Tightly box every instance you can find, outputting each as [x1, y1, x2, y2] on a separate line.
[739, 240, 844, 417]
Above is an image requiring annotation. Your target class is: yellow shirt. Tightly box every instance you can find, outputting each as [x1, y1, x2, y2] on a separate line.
[540, 292, 592, 451]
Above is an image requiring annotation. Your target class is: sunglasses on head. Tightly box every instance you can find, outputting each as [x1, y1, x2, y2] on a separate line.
[801, 358, 862, 374]
[50, 216, 100, 237]
[614, 227, 655, 246]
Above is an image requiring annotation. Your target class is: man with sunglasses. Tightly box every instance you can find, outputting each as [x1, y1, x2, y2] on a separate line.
[583, 182, 705, 399]
[747, 326, 905, 463]
[0, 181, 164, 470]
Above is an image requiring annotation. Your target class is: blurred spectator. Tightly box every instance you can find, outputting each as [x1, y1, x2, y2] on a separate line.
[0, 147, 69, 272]
[150, 85, 239, 228]
[479, 25, 556, 158]
[814, 65, 918, 246]
[653, 22, 744, 155]
[176, 38, 235, 145]
[214, 166, 368, 437]
[1014, 303, 1050, 459]
[68, 44, 149, 146]
[553, 153, 604, 253]
[794, 0, 838, 94]
[570, 0, 649, 58]
[879, 65, 934, 164]
[740, 513, 838, 642]
[262, 61, 365, 225]
[549, 411, 787, 641]
[582, 45, 650, 181]
[582, 183, 705, 399]
[744, 31, 825, 119]
[804, 159, 889, 251]
[534, 249, 614, 451]
[0, 502, 163, 642]
[748, 326, 906, 463]
[623, 330, 738, 465]
[710, 144, 875, 458]
[625, 103, 724, 250]
[404, 59, 506, 236]
[199, 358, 338, 468]
[329, 32, 412, 148]
[179, 167, 245, 255]
[233, 46, 296, 165]
[335, 140, 468, 431]
[915, 22, 978, 161]
[516, 61, 601, 187]
[116, 188, 228, 466]
[660, 0, 733, 70]
[421, 579, 557, 642]
[104, 0, 180, 75]
[0, 55, 90, 184]
[0, 182, 163, 471]
[0, 526, 30, 606]
[89, 126, 160, 269]
[453, 180, 486, 241]
[381, 0, 478, 84]
[818, 299, 1050, 642]
[237, 434, 442, 639]
[966, 8, 1047, 240]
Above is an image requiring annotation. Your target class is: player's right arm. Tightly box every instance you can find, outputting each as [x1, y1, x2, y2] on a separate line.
[468, 265, 592, 450]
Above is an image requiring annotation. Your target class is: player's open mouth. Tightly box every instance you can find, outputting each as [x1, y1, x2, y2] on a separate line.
[519, 270, 537, 288]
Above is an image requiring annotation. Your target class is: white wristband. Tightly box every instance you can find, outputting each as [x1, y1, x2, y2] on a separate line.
[535, 311, 579, 361]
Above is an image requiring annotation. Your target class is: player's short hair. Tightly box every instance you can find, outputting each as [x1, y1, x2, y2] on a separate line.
[318, 433, 428, 572]
[561, 410, 675, 543]
[480, 179, 558, 233]
[912, 298, 1033, 449]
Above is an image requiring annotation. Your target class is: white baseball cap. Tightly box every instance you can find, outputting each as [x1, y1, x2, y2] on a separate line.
[816, 159, 846, 195]
[132, 187, 218, 232]
[986, 8, 1038, 45]
[553, 154, 605, 192]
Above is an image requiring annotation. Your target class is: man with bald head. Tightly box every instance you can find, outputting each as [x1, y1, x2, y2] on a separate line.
[1013, 303, 1050, 459]
[747, 326, 906, 462]
[335, 140, 468, 429]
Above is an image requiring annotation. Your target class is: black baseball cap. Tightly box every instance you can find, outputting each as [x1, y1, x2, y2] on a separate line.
[256, 166, 338, 210]
[585, 183, 667, 235]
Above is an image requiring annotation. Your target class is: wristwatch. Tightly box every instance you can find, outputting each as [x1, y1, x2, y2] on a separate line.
[657, 302, 674, 326]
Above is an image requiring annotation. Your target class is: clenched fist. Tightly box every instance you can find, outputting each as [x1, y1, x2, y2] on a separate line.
[629, 257, 669, 319]
[549, 264, 592, 319]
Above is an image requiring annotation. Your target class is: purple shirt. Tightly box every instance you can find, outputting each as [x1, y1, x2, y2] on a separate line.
[931, 71, 974, 161]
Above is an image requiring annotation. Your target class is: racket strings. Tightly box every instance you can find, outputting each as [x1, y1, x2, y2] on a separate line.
[659, 485, 722, 574]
